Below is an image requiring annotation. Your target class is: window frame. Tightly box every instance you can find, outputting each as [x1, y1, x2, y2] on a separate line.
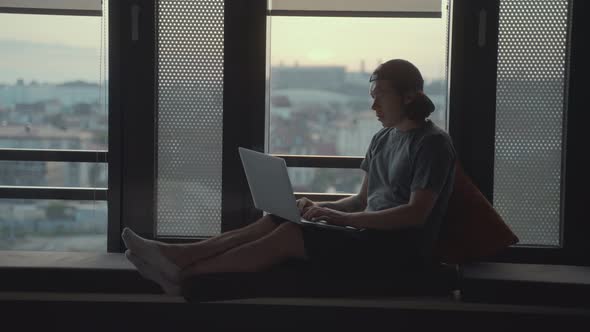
[560, 0, 590, 267]
[107, 0, 156, 251]
[0, 7, 100, 16]
[448, 0, 588, 265]
[112, 0, 270, 244]
[0, 1, 101, 16]
[0, 3, 111, 248]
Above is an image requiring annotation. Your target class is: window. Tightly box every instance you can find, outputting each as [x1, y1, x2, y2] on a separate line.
[112, 0, 449, 242]
[0, 0, 108, 252]
[95, 0, 588, 265]
[493, 0, 570, 246]
[109, 0, 243, 241]
[111, 0, 587, 268]
[266, 0, 450, 196]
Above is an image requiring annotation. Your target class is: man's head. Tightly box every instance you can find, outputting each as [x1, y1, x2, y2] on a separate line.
[369, 59, 435, 128]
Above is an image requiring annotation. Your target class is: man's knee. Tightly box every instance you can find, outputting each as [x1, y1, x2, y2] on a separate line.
[238, 214, 279, 235]
[254, 214, 280, 228]
[276, 221, 299, 231]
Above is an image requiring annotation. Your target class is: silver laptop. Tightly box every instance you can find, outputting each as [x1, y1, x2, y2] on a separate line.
[238, 147, 365, 233]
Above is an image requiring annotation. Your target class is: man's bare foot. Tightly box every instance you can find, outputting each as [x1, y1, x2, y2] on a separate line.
[158, 244, 192, 267]
[121, 227, 181, 282]
[125, 250, 181, 296]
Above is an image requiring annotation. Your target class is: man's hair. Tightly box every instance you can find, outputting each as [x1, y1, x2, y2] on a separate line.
[370, 59, 435, 121]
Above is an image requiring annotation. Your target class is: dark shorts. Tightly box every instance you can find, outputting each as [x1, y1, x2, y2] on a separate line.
[269, 215, 426, 276]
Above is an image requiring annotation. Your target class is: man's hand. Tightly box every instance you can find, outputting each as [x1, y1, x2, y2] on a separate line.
[301, 206, 356, 226]
[296, 197, 318, 214]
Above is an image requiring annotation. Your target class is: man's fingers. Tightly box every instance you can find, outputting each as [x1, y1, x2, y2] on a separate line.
[297, 199, 308, 211]
[303, 206, 319, 220]
[304, 207, 330, 221]
[302, 204, 316, 215]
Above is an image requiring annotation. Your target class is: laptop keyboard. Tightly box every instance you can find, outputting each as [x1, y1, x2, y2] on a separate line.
[300, 218, 364, 231]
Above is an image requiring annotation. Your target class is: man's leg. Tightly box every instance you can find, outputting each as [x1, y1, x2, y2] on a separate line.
[179, 222, 307, 281]
[124, 214, 281, 270]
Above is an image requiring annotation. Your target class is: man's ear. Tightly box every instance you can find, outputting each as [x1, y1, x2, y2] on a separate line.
[403, 93, 416, 105]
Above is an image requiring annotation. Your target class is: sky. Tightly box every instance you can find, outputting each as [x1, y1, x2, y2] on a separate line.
[269, 16, 447, 79]
[0, 11, 447, 84]
[0, 13, 107, 84]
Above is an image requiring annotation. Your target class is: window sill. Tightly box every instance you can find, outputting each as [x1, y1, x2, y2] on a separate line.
[0, 250, 130, 270]
[460, 262, 590, 309]
[1, 290, 589, 322]
[1, 251, 590, 312]
[0, 250, 162, 294]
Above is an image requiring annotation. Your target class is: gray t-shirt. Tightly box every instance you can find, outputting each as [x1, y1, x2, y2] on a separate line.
[359, 119, 456, 262]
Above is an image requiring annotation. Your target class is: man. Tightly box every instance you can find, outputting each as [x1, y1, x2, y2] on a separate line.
[122, 59, 456, 295]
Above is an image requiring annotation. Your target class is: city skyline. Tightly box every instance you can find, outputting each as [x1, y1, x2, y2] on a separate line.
[269, 16, 447, 77]
[0, 12, 447, 83]
[0, 63, 445, 87]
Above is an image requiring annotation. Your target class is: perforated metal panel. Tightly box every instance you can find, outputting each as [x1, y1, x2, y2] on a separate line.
[493, 0, 570, 246]
[156, 0, 224, 237]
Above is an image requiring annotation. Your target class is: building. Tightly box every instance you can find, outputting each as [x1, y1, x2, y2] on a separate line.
[0, 126, 105, 187]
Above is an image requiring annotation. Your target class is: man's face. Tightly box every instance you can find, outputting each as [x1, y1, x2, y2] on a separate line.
[369, 80, 406, 127]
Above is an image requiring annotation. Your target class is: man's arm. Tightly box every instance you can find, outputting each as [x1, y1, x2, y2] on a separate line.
[301, 187, 438, 229]
[304, 136, 454, 229]
[316, 174, 368, 213]
[349, 188, 438, 230]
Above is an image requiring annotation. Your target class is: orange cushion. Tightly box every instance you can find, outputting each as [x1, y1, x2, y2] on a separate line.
[434, 160, 519, 264]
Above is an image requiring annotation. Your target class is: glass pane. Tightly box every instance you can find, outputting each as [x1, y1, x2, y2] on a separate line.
[0, 12, 108, 150]
[493, 0, 570, 246]
[288, 168, 365, 194]
[270, 0, 441, 14]
[267, 12, 449, 157]
[156, 0, 224, 237]
[0, 199, 107, 252]
[0, 161, 107, 188]
[0, 0, 101, 12]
